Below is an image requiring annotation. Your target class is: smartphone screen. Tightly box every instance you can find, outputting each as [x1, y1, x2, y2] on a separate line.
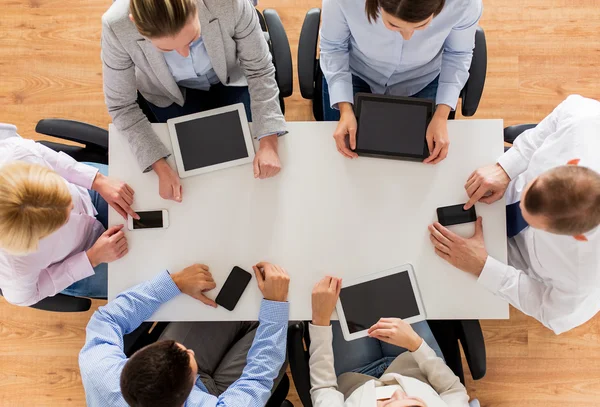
[437, 204, 477, 226]
[133, 211, 164, 229]
[215, 266, 253, 311]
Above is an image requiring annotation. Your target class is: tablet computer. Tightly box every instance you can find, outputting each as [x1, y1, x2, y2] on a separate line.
[167, 104, 255, 178]
[335, 264, 426, 341]
[354, 93, 434, 161]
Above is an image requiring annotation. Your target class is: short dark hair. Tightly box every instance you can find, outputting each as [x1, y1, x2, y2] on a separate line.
[120, 340, 195, 407]
[365, 0, 445, 24]
[524, 165, 600, 235]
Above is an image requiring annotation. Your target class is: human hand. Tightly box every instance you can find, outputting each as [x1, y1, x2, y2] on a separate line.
[423, 107, 450, 164]
[428, 217, 488, 276]
[311, 276, 342, 326]
[152, 158, 182, 202]
[92, 173, 138, 220]
[86, 224, 128, 267]
[464, 163, 511, 209]
[171, 264, 217, 307]
[252, 262, 290, 302]
[368, 318, 423, 352]
[333, 103, 359, 159]
[253, 135, 281, 179]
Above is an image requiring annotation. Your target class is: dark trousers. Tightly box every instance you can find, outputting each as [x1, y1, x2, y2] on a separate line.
[146, 84, 252, 122]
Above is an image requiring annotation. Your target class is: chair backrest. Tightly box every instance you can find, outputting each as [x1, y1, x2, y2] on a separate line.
[460, 26, 487, 117]
[0, 288, 92, 312]
[261, 9, 294, 101]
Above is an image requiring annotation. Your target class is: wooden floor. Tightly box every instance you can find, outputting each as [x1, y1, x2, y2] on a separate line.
[1, 0, 599, 405]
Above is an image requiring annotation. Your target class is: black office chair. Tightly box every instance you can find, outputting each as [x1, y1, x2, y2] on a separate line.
[123, 321, 293, 407]
[504, 123, 537, 145]
[138, 8, 293, 122]
[288, 320, 485, 407]
[0, 119, 110, 312]
[297, 8, 487, 121]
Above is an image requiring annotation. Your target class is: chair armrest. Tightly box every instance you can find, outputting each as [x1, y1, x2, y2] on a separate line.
[287, 322, 313, 407]
[504, 123, 537, 144]
[35, 119, 109, 150]
[457, 320, 486, 380]
[264, 9, 293, 98]
[298, 8, 321, 100]
[460, 26, 487, 117]
[29, 293, 92, 312]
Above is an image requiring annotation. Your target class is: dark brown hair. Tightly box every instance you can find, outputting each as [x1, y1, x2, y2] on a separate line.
[365, 0, 445, 24]
[121, 340, 195, 407]
[524, 165, 600, 235]
[130, 0, 196, 38]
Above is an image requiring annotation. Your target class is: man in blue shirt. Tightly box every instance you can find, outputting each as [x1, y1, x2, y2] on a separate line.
[79, 262, 290, 407]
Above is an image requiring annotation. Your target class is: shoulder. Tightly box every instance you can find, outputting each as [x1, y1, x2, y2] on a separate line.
[102, 0, 133, 30]
[559, 95, 600, 116]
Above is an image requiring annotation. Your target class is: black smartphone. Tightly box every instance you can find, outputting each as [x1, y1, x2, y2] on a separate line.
[215, 266, 253, 311]
[436, 204, 477, 226]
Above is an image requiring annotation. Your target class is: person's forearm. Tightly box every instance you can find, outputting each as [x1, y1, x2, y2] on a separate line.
[2, 252, 94, 307]
[218, 300, 289, 406]
[259, 134, 278, 150]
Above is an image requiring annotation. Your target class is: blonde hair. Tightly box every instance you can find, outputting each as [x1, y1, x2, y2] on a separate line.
[0, 162, 72, 255]
[130, 0, 197, 38]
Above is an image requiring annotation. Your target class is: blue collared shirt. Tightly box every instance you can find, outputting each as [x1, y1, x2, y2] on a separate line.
[320, 0, 482, 109]
[79, 271, 289, 407]
[163, 37, 221, 91]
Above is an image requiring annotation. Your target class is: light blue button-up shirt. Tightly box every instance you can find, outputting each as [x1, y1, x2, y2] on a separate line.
[163, 37, 221, 91]
[79, 270, 289, 407]
[320, 0, 482, 110]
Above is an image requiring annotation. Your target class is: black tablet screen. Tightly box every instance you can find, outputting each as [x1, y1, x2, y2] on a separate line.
[339, 271, 420, 334]
[174, 111, 249, 171]
[357, 100, 428, 156]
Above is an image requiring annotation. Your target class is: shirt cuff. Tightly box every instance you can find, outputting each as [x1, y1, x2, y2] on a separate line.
[328, 79, 354, 110]
[72, 160, 100, 190]
[497, 147, 528, 180]
[71, 251, 96, 282]
[410, 340, 439, 364]
[258, 299, 289, 324]
[477, 255, 509, 294]
[309, 323, 334, 341]
[256, 131, 287, 140]
[435, 83, 461, 111]
[151, 270, 182, 303]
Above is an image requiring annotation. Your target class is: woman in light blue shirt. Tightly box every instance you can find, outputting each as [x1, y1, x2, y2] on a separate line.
[321, 0, 482, 164]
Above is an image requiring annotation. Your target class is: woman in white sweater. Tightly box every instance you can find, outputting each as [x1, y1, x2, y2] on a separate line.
[309, 276, 470, 407]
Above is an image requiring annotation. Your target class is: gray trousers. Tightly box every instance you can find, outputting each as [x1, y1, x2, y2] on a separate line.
[159, 321, 287, 396]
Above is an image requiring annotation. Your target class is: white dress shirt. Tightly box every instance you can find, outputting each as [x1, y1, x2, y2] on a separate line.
[478, 95, 600, 334]
[0, 124, 105, 306]
[308, 324, 469, 407]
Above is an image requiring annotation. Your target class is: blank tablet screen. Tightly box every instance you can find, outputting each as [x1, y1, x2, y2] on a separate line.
[174, 111, 249, 171]
[357, 100, 428, 156]
[339, 271, 420, 333]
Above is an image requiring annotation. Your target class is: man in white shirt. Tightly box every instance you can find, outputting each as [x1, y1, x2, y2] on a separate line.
[428, 95, 600, 334]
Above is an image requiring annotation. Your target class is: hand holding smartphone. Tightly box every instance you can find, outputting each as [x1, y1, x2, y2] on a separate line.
[436, 204, 476, 226]
[127, 209, 169, 230]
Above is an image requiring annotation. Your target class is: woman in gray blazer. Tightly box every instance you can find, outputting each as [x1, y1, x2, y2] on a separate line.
[102, 0, 286, 202]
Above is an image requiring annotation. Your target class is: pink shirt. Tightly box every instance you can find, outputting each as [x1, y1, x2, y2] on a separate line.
[0, 124, 106, 306]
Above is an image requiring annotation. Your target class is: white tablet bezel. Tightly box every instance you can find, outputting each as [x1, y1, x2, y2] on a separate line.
[335, 264, 426, 341]
[167, 103, 255, 178]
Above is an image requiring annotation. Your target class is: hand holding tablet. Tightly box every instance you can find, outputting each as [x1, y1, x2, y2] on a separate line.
[367, 318, 424, 352]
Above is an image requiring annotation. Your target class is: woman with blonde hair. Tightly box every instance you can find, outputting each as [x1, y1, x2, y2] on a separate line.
[0, 123, 136, 306]
[102, 0, 286, 202]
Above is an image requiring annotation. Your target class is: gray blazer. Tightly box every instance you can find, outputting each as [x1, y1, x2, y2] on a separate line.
[102, 0, 286, 171]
